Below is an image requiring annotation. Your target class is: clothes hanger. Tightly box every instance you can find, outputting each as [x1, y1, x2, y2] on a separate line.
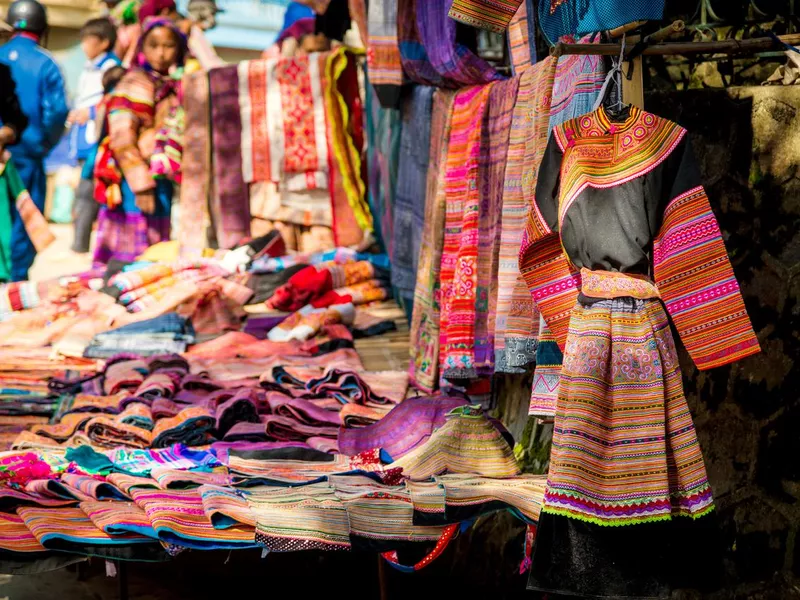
[593, 33, 631, 121]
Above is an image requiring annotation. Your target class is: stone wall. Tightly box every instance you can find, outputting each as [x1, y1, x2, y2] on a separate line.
[646, 86, 800, 598]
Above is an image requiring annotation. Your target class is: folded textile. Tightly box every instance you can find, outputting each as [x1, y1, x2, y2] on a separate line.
[339, 403, 391, 427]
[130, 487, 256, 550]
[0, 485, 78, 510]
[151, 406, 216, 449]
[84, 335, 192, 359]
[266, 394, 341, 428]
[116, 402, 155, 431]
[306, 436, 339, 454]
[107, 444, 222, 477]
[199, 485, 256, 529]
[60, 474, 127, 501]
[135, 372, 180, 401]
[103, 359, 148, 395]
[29, 413, 93, 443]
[0, 512, 48, 555]
[263, 415, 339, 442]
[267, 262, 386, 312]
[448, 0, 524, 32]
[223, 422, 270, 443]
[17, 506, 155, 552]
[391, 406, 520, 480]
[437, 474, 546, 524]
[267, 302, 355, 342]
[186, 332, 309, 361]
[85, 415, 153, 449]
[215, 390, 260, 438]
[80, 500, 158, 538]
[251, 249, 391, 274]
[246, 483, 350, 551]
[337, 395, 468, 457]
[211, 441, 312, 464]
[105, 473, 159, 495]
[150, 467, 232, 490]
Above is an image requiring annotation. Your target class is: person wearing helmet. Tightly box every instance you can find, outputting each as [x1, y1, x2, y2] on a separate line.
[0, 0, 68, 281]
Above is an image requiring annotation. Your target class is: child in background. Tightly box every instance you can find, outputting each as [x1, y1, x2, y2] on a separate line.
[69, 17, 121, 254]
[72, 66, 126, 255]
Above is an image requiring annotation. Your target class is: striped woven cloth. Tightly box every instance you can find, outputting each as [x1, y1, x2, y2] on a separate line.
[391, 407, 520, 480]
[438, 474, 546, 523]
[80, 500, 158, 538]
[199, 485, 257, 529]
[60, 474, 127, 501]
[367, 0, 405, 108]
[408, 90, 457, 392]
[130, 487, 257, 550]
[17, 506, 153, 549]
[448, 0, 524, 32]
[247, 483, 351, 551]
[0, 512, 47, 554]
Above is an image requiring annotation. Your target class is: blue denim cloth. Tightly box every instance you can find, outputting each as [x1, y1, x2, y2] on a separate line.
[97, 313, 194, 338]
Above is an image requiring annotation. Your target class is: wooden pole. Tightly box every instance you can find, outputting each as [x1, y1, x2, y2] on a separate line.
[551, 32, 800, 57]
[622, 36, 645, 109]
[608, 20, 647, 39]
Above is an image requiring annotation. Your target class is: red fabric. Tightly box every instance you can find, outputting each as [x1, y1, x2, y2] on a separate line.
[267, 266, 333, 312]
[138, 0, 177, 22]
[309, 290, 352, 309]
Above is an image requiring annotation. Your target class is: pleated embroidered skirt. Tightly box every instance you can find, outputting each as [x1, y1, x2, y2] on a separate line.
[529, 271, 719, 598]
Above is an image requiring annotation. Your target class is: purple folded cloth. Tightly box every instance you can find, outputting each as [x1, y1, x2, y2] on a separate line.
[265, 393, 341, 428]
[262, 415, 338, 442]
[337, 395, 470, 458]
[118, 395, 154, 411]
[215, 390, 260, 437]
[243, 315, 288, 340]
[180, 374, 224, 392]
[173, 389, 211, 404]
[224, 421, 269, 443]
[152, 398, 183, 419]
[306, 437, 339, 454]
[212, 440, 311, 464]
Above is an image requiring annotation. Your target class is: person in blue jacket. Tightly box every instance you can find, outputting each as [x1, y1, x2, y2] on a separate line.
[0, 0, 69, 280]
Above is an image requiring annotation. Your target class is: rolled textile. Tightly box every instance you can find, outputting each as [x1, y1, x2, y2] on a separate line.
[338, 403, 391, 428]
[306, 436, 339, 453]
[149, 466, 232, 490]
[392, 85, 434, 305]
[0, 512, 48, 555]
[408, 89, 456, 393]
[337, 395, 469, 457]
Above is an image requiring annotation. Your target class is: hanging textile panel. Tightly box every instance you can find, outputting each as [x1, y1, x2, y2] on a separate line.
[448, 0, 525, 33]
[408, 89, 457, 393]
[495, 56, 556, 374]
[325, 48, 372, 246]
[178, 71, 210, 257]
[397, 0, 447, 87]
[238, 54, 328, 191]
[439, 84, 492, 381]
[508, 0, 536, 73]
[417, 0, 504, 87]
[209, 64, 251, 249]
[348, 0, 368, 47]
[365, 72, 402, 255]
[367, 0, 405, 108]
[548, 35, 605, 129]
[392, 85, 435, 304]
[539, 0, 665, 46]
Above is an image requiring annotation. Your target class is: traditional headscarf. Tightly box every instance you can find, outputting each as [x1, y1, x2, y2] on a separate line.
[134, 17, 188, 76]
[138, 0, 177, 22]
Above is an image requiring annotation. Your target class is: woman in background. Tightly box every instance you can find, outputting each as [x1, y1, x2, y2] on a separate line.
[92, 18, 186, 265]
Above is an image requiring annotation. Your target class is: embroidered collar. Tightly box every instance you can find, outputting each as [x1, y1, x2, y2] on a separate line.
[595, 105, 641, 135]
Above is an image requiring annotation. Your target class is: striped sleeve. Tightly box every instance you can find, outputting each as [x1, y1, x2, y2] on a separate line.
[653, 139, 760, 370]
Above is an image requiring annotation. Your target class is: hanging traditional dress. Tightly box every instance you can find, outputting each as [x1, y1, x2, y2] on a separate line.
[520, 105, 760, 598]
